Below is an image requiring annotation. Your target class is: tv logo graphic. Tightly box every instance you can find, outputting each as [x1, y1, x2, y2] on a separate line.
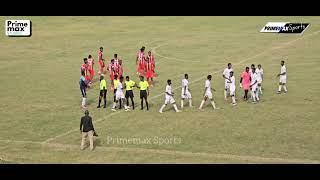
[5, 20, 32, 37]
[260, 22, 309, 34]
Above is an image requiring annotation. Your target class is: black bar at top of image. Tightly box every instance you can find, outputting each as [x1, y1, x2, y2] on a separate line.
[0, 0, 319, 15]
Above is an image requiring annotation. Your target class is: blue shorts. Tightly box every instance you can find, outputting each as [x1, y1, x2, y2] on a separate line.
[80, 87, 86, 97]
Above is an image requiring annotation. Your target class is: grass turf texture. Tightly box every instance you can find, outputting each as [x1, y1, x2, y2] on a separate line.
[0, 16, 320, 163]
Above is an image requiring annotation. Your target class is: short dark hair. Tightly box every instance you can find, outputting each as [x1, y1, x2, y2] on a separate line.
[120, 76, 124, 80]
[88, 55, 92, 58]
[246, 66, 250, 70]
[281, 60, 285, 63]
[100, 75, 104, 81]
[185, 74, 188, 77]
[251, 64, 255, 67]
[114, 54, 117, 57]
[126, 76, 129, 79]
[207, 75, 212, 79]
[85, 110, 89, 115]
[100, 47, 103, 49]
[167, 79, 171, 84]
[83, 58, 87, 62]
[114, 74, 118, 79]
[228, 63, 231, 66]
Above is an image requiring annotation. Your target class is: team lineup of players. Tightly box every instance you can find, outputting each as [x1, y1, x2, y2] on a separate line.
[79, 46, 288, 113]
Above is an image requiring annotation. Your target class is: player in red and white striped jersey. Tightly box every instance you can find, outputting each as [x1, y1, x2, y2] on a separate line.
[98, 47, 105, 76]
[87, 55, 95, 81]
[146, 57, 154, 86]
[81, 58, 91, 87]
[147, 51, 155, 75]
[136, 46, 146, 76]
[108, 59, 115, 82]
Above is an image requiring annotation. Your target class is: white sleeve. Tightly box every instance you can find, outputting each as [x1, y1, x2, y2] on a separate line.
[205, 81, 209, 88]
[223, 69, 227, 77]
[165, 85, 169, 93]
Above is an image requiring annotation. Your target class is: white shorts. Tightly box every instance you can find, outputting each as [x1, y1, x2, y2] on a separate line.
[116, 91, 125, 100]
[225, 82, 230, 90]
[205, 91, 213, 99]
[165, 96, 175, 104]
[280, 76, 287, 84]
[251, 84, 258, 92]
[181, 91, 192, 99]
[230, 86, 236, 96]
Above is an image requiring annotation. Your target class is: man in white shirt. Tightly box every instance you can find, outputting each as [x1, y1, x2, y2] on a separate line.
[250, 68, 259, 103]
[256, 64, 264, 95]
[227, 71, 236, 106]
[112, 76, 129, 111]
[199, 75, 217, 110]
[249, 64, 255, 77]
[222, 63, 233, 100]
[159, 79, 181, 113]
[277, 60, 287, 94]
[181, 74, 192, 109]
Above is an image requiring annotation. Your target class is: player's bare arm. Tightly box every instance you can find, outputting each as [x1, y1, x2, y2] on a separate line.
[203, 87, 208, 96]
[250, 80, 258, 88]
[277, 72, 286, 77]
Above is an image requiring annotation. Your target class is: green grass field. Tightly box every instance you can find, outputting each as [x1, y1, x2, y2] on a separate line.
[1, 16, 320, 163]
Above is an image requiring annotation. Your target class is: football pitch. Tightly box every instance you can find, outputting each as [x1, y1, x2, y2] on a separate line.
[1, 16, 320, 163]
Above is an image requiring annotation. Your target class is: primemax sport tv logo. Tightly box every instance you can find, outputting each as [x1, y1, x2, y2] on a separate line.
[260, 22, 309, 34]
[5, 20, 32, 37]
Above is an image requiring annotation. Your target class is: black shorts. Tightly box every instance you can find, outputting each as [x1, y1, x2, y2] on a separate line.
[125, 90, 134, 98]
[80, 87, 86, 97]
[140, 90, 147, 99]
[100, 89, 107, 96]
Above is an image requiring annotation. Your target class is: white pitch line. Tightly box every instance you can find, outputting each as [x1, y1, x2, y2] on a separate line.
[1, 139, 319, 164]
[43, 30, 320, 144]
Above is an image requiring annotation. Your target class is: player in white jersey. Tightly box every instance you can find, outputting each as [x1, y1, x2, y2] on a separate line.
[227, 71, 237, 106]
[256, 64, 264, 95]
[277, 60, 287, 94]
[222, 63, 233, 100]
[159, 80, 181, 113]
[249, 64, 255, 77]
[199, 75, 217, 110]
[250, 68, 259, 103]
[112, 76, 129, 111]
[181, 74, 192, 109]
